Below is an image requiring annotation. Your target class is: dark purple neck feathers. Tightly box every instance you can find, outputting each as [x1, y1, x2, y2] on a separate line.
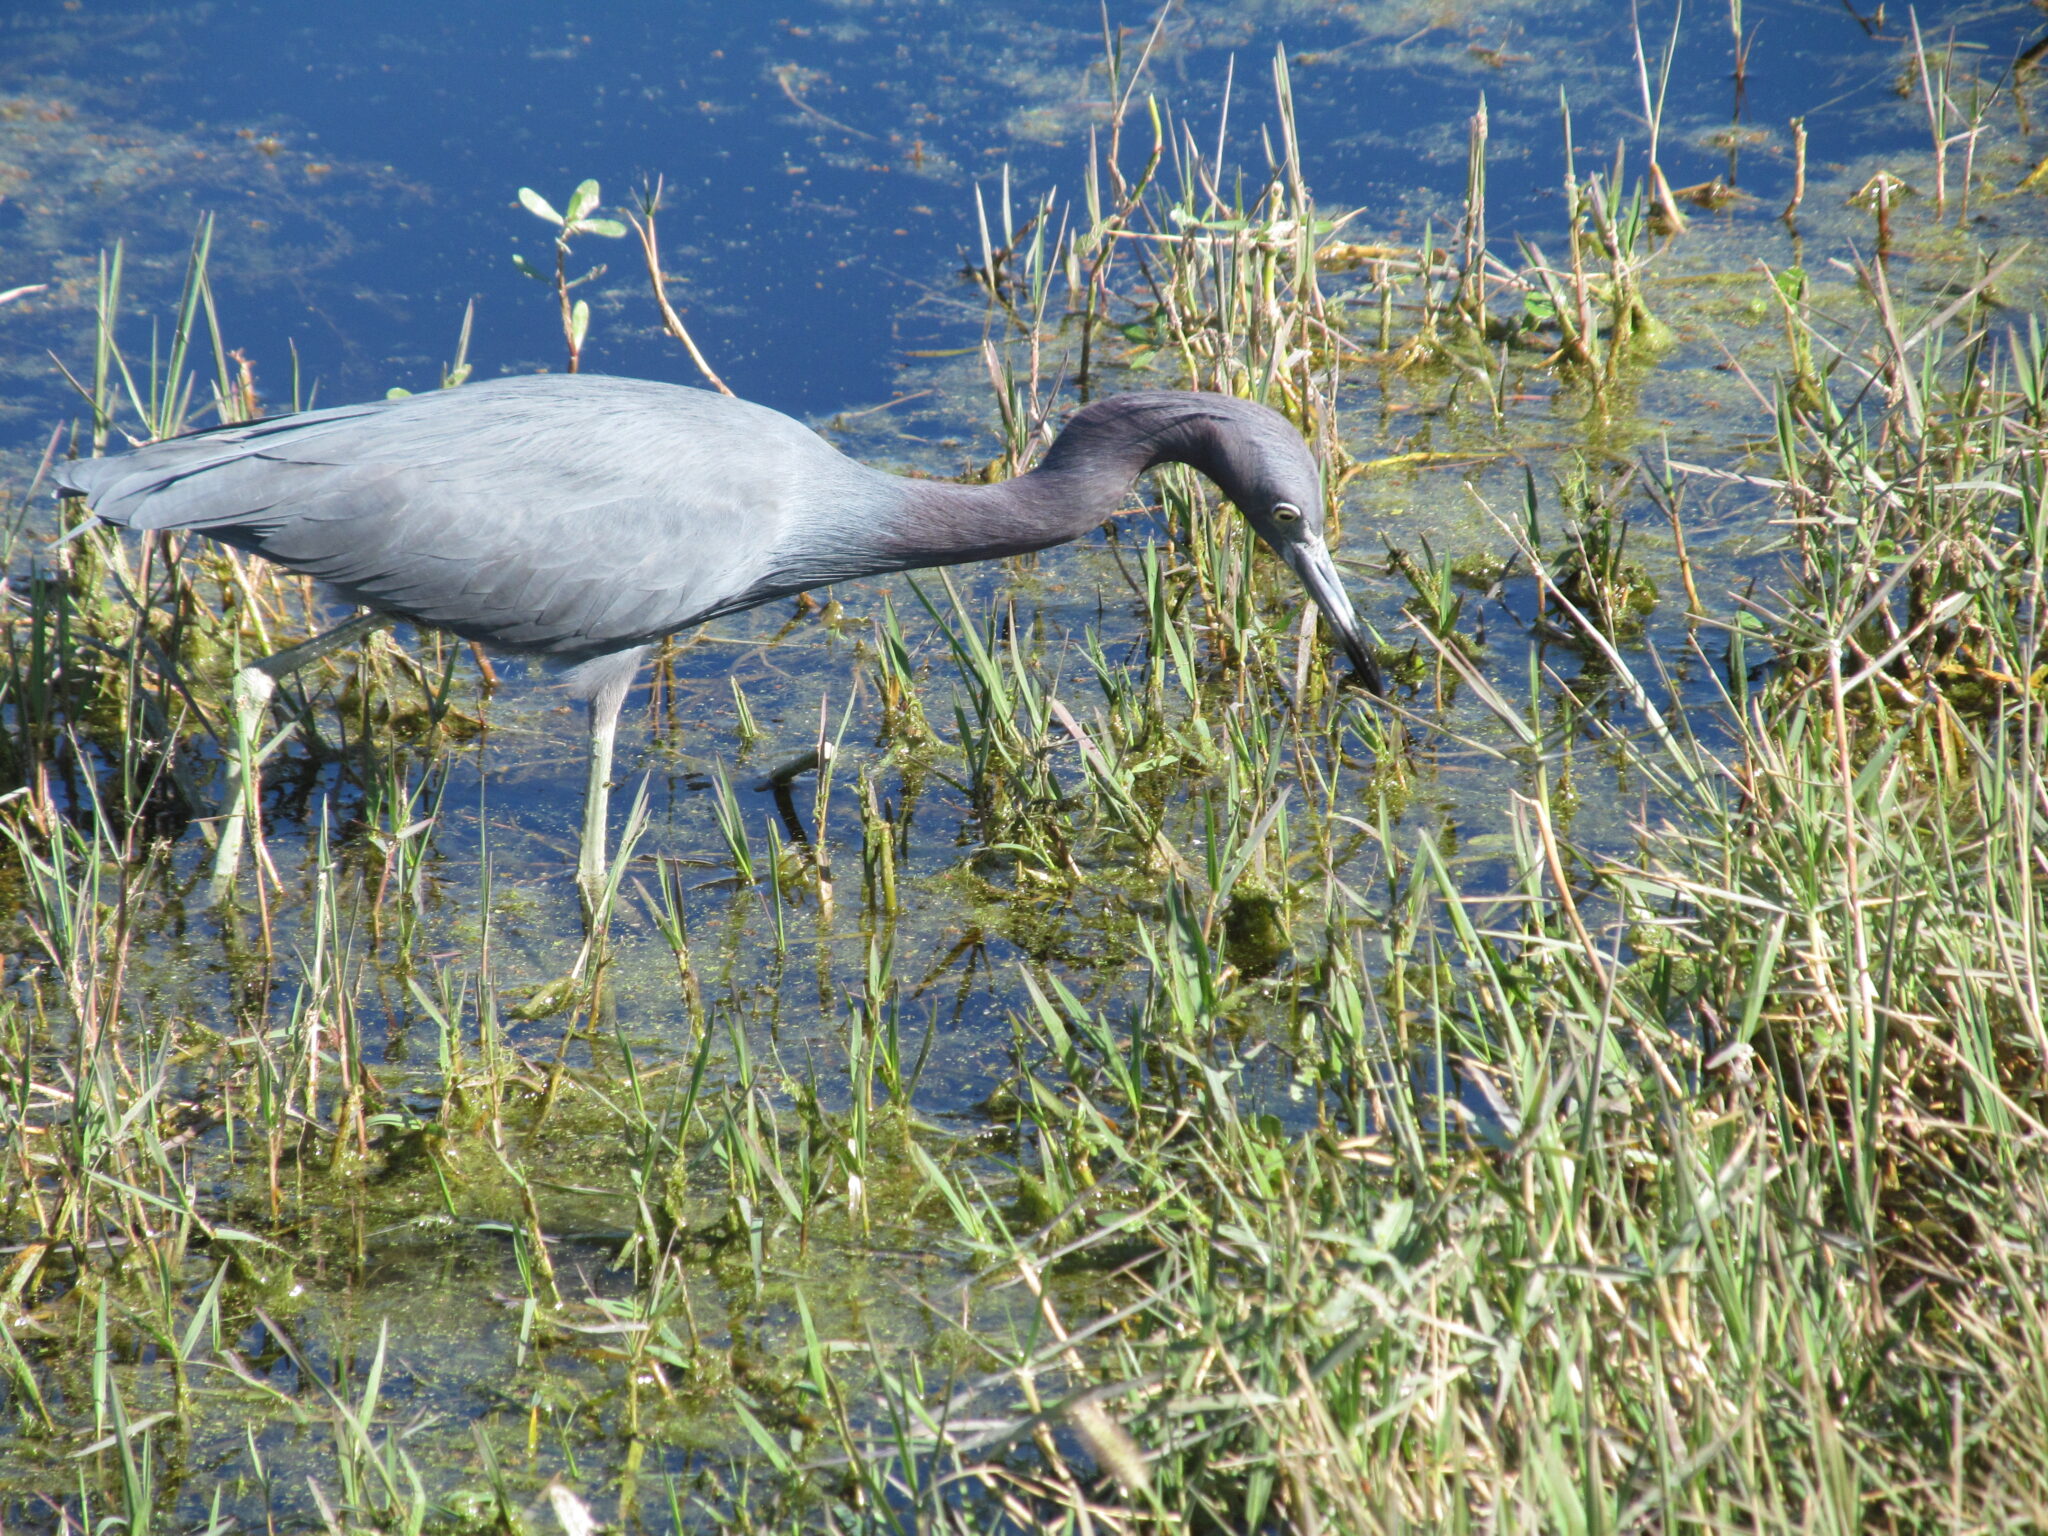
[875, 392, 1301, 567]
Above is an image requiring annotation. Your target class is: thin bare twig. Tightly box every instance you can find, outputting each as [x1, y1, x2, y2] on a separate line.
[627, 181, 734, 397]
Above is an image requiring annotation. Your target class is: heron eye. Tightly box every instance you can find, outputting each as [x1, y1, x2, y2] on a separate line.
[1273, 503, 1302, 523]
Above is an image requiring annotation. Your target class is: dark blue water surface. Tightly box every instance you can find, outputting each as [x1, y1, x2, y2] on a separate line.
[5, 0, 2031, 445]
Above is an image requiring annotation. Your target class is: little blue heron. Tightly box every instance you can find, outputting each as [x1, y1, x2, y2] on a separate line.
[57, 375, 1380, 898]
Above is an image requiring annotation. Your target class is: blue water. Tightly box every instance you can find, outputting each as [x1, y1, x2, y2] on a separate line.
[3, 0, 2019, 447]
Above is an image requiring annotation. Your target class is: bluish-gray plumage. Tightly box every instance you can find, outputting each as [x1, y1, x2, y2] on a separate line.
[58, 375, 1372, 673]
[62, 378, 901, 660]
[58, 374, 1378, 892]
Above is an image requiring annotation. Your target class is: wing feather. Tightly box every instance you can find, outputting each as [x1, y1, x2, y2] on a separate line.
[56, 376, 885, 659]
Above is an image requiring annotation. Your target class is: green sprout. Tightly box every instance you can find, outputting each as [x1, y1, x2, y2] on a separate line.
[512, 177, 627, 372]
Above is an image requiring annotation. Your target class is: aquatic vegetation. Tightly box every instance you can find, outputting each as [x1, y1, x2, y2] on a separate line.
[4, 2, 2048, 1532]
[513, 179, 629, 375]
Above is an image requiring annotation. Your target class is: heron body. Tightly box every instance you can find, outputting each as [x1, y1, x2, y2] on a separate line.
[57, 375, 1378, 897]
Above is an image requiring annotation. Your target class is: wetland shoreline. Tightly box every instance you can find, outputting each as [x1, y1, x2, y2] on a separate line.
[3, 2, 2047, 1530]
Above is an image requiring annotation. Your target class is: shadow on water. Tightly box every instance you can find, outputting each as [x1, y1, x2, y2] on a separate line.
[1, 0, 2045, 1528]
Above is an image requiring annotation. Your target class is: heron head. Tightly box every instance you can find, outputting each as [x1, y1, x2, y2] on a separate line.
[1038, 391, 1384, 694]
[1198, 404, 1384, 696]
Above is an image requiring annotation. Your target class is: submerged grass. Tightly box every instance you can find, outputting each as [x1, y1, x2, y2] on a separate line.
[4, 11, 2048, 1534]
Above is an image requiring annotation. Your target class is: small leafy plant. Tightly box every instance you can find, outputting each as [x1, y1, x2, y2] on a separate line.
[513, 178, 627, 372]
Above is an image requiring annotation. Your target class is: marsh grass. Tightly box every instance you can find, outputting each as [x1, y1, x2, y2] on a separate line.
[3, 12, 2047, 1535]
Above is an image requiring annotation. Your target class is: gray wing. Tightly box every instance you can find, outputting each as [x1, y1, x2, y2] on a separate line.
[56, 375, 871, 659]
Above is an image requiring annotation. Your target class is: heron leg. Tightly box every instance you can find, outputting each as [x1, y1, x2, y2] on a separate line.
[208, 611, 391, 905]
[208, 665, 277, 906]
[576, 654, 643, 904]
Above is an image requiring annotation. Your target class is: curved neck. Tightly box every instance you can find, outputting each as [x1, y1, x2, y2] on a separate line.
[874, 464, 1129, 568]
[869, 396, 1241, 569]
